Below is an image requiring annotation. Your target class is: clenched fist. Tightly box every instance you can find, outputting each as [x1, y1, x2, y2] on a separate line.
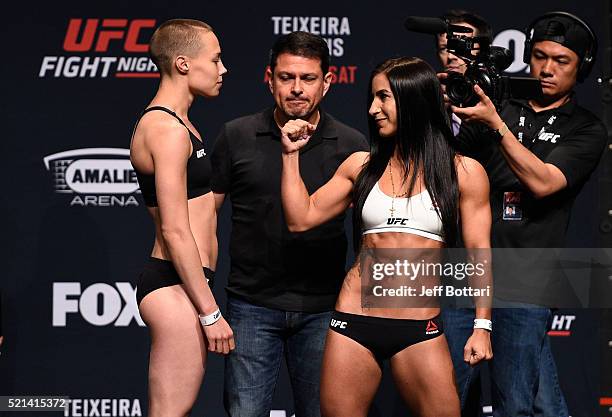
[203, 316, 235, 355]
[464, 328, 493, 366]
[281, 119, 317, 155]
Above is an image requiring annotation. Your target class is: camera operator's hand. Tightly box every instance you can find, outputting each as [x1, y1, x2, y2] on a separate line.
[451, 84, 504, 130]
[436, 72, 451, 108]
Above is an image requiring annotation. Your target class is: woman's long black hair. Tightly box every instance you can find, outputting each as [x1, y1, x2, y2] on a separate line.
[353, 57, 459, 250]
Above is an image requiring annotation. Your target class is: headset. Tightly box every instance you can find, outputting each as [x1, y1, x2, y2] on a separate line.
[523, 11, 597, 82]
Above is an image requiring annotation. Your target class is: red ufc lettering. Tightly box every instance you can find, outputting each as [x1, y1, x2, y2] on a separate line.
[63, 18, 156, 52]
[125, 19, 156, 52]
[63, 19, 99, 51]
[96, 19, 128, 52]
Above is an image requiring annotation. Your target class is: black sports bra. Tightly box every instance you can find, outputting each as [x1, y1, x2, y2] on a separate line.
[133, 106, 212, 207]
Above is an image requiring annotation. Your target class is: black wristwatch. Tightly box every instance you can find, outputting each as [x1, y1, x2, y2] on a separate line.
[491, 122, 509, 142]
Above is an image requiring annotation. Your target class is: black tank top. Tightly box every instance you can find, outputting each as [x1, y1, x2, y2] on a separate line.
[133, 106, 212, 207]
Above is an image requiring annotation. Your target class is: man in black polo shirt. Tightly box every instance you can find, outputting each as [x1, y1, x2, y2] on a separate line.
[211, 31, 367, 417]
[451, 12, 607, 417]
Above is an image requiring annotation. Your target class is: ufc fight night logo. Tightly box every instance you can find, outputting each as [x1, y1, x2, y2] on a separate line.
[548, 314, 576, 337]
[39, 18, 159, 78]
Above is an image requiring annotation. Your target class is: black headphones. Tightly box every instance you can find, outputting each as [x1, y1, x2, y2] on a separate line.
[523, 11, 597, 82]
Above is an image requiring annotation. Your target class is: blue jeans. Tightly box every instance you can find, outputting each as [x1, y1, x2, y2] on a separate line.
[442, 308, 481, 412]
[534, 335, 569, 417]
[491, 307, 568, 417]
[223, 296, 331, 417]
[443, 307, 568, 417]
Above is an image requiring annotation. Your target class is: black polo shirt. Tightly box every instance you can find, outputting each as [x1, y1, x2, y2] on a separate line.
[457, 96, 607, 248]
[456, 96, 607, 304]
[211, 107, 369, 312]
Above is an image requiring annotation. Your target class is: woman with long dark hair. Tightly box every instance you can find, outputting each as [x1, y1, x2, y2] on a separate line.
[280, 57, 492, 416]
[130, 19, 234, 417]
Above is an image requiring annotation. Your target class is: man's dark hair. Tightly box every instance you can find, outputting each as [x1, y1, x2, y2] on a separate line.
[269, 31, 330, 74]
[441, 9, 492, 41]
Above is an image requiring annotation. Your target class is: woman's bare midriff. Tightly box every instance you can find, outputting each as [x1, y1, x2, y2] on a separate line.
[147, 192, 217, 269]
[335, 232, 445, 320]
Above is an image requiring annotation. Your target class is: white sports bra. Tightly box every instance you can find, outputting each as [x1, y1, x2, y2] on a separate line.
[362, 182, 445, 242]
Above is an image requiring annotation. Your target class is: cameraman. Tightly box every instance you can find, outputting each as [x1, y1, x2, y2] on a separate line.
[434, 11, 493, 416]
[436, 10, 492, 136]
[449, 12, 607, 417]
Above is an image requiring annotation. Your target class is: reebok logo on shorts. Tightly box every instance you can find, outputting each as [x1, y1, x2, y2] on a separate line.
[425, 320, 439, 335]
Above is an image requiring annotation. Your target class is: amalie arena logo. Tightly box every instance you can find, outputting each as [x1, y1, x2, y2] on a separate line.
[39, 18, 159, 79]
[43, 148, 141, 207]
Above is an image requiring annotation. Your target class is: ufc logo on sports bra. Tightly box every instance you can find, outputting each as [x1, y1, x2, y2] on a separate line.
[330, 319, 347, 329]
[387, 218, 409, 225]
[537, 132, 560, 143]
[197, 149, 206, 158]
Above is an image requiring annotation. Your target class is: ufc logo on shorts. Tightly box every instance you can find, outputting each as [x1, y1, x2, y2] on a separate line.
[387, 218, 409, 225]
[63, 19, 156, 52]
[330, 319, 347, 329]
[53, 282, 145, 327]
[538, 132, 560, 143]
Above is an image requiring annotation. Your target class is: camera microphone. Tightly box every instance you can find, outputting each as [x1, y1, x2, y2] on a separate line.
[404, 16, 448, 34]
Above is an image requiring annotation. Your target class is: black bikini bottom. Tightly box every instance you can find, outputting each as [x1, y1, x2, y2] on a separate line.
[329, 310, 444, 362]
[136, 257, 214, 305]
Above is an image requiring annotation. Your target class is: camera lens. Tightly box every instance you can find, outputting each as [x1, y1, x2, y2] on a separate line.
[446, 73, 476, 107]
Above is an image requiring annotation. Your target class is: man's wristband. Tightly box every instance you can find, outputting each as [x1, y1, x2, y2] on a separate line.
[492, 122, 509, 142]
[199, 309, 222, 326]
[473, 318, 492, 332]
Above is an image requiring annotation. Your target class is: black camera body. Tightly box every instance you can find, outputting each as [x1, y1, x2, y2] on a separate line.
[446, 60, 503, 108]
[403, 16, 542, 108]
[443, 31, 512, 108]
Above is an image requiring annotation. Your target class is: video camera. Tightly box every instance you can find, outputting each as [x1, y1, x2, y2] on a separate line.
[404, 16, 542, 108]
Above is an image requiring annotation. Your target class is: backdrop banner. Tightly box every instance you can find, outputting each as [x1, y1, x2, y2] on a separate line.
[1, 1, 607, 416]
